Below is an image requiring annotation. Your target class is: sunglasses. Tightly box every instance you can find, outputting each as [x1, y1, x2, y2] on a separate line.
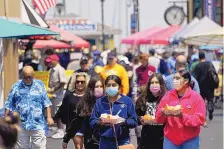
[76, 81, 86, 84]
[23, 76, 33, 80]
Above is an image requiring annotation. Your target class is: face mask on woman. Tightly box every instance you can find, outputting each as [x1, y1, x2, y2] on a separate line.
[94, 88, 104, 98]
[173, 79, 183, 90]
[150, 84, 161, 93]
[106, 86, 119, 97]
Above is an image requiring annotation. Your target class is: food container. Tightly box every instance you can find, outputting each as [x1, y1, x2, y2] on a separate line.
[164, 104, 182, 115]
[100, 114, 125, 124]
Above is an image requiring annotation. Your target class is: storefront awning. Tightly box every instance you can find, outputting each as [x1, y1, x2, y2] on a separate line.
[121, 26, 164, 45]
[33, 40, 72, 49]
[49, 25, 90, 48]
[0, 18, 58, 38]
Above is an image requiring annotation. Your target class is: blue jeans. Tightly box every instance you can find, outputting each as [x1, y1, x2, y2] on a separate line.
[99, 137, 130, 149]
[164, 136, 200, 149]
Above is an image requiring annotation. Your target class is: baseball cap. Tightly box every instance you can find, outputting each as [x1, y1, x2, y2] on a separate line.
[80, 56, 89, 64]
[45, 54, 59, 63]
[108, 51, 117, 59]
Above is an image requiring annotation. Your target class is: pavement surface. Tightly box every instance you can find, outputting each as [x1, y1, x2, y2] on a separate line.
[46, 109, 223, 149]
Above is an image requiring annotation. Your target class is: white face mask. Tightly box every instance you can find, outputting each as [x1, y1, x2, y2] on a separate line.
[173, 79, 182, 90]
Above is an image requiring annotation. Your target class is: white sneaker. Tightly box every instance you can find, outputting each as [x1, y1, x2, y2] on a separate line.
[51, 129, 64, 139]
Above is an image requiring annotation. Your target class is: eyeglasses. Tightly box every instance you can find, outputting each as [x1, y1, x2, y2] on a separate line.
[76, 81, 86, 84]
[23, 76, 33, 80]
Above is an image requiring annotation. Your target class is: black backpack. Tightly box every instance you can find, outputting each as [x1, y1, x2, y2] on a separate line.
[207, 62, 219, 89]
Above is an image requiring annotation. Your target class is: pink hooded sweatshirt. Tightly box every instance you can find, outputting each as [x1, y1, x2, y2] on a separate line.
[156, 88, 206, 145]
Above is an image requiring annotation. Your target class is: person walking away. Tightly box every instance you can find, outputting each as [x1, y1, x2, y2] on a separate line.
[165, 55, 200, 93]
[136, 73, 167, 149]
[194, 51, 219, 120]
[45, 54, 67, 139]
[190, 58, 199, 77]
[90, 75, 138, 149]
[148, 49, 160, 71]
[60, 72, 89, 149]
[167, 51, 178, 74]
[4, 66, 54, 149]
[157, 49, 171, 78]
[156, 70, 206, 149]
[100, 51, 129, 95]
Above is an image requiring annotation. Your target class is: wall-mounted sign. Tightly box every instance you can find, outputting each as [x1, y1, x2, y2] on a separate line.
[205, 0, 215, 20]
[46, 19, 97, 32]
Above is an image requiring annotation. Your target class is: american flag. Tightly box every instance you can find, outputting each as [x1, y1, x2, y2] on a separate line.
[33, 0, 58, 15]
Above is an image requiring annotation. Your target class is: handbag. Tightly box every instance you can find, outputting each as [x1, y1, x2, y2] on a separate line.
[108, 100, 136, 149]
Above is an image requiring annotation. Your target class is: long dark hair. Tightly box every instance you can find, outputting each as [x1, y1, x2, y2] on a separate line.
[77, 77, 104, 117]
[0, 112, 20, 148]
[136, 73, 167, 112]
[178, 70, 195, 89]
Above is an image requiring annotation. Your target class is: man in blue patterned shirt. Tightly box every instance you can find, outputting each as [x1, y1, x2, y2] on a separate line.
[4, 66, 54, 149]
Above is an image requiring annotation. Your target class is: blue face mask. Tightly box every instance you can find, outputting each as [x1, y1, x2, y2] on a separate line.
[106, 87, 119, 97]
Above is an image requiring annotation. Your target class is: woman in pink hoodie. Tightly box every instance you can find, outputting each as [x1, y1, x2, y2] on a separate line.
[156, 70, 206, 149]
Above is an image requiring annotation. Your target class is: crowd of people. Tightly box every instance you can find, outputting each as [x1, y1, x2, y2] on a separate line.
[1, 46, 223, 149]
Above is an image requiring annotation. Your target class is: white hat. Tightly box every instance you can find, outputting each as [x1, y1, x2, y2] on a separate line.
[118, 55, 130, 64]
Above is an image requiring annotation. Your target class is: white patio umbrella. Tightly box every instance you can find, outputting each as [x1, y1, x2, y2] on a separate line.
[170, 17, 200, 43]
[185, 27, 224, 46]
[182, 16, 221, 39]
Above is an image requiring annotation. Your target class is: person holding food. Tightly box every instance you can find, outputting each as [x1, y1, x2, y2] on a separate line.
[136, 73, 167, 149]
[156, 70, 206, 149]
[90, 75, 138, 149]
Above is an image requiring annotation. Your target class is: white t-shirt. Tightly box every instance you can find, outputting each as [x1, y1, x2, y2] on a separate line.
[148, 56, 160, 71]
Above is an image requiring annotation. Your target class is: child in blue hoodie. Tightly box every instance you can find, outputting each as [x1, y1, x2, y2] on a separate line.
[90, 75, 137, 149]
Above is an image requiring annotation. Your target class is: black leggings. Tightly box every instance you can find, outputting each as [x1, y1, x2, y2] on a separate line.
[202, 95, 214, 114]
[84, 140, 99, 149]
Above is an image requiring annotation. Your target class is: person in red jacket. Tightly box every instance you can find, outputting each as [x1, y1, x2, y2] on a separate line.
[156, 70, 206, 149]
